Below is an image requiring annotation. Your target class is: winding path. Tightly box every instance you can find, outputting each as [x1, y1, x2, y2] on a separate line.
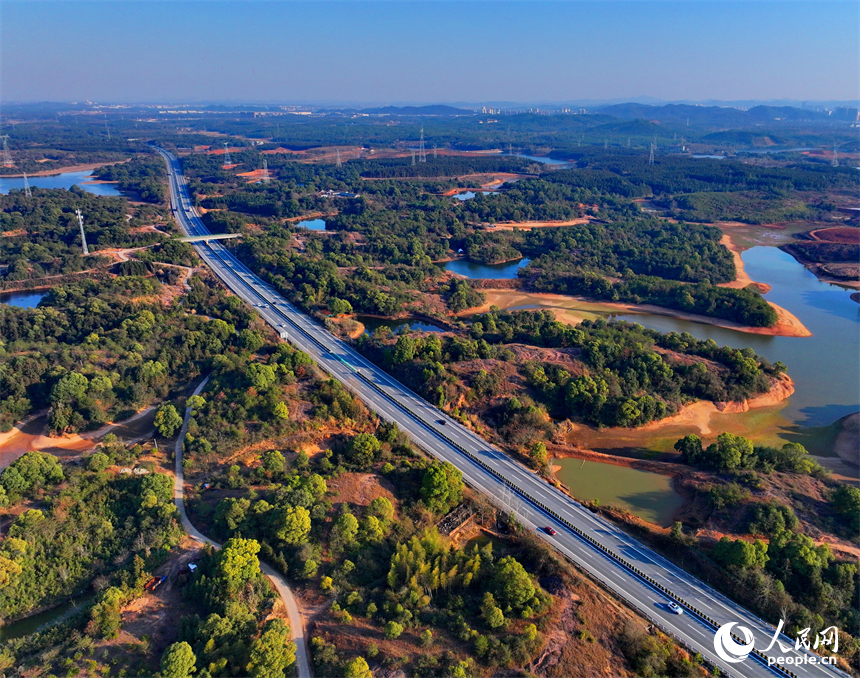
[173, 376, 312, 678]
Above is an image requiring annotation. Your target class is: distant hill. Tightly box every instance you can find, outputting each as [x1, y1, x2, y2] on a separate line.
[595, 103, 833, 126]
[358, 105, 475, 116]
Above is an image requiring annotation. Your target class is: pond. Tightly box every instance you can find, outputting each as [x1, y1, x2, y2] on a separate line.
[0, 290, 47, 308]
[0, 592, 96, 642]
[552, 458, 684, 527]
[452, 191, 493, 201]
[443, 258, 530, 280]
[0, 170, 123, 196]
[295, 218, 326, 231]
[356, 315, 448, 336]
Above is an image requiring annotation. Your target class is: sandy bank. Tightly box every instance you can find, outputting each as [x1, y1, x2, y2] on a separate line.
[718, 234, 771, 293]
[488, 217, 594, 232]
[460, 289, 811, 338]
[0, 160, 128, 178]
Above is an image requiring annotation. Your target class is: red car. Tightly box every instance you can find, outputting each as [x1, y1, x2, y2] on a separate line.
[544, 527, 557, 536]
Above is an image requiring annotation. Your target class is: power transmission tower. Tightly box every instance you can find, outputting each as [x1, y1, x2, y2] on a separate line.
[627, 137, 631, 148]
[76, 209, 89, 255]
[604, 139, 609, 149]
[433, 145, 437, 159]
[508, 143, 513, 156]
[418, 127, 427, 162]
[648, 143, 655, 165]
[411, 149, 416, 166]
[336, 149, 342, 168]
[104, 116, 111, 140]
[262, 157, 270, 183]
[831, 144, 839, 167]
[653, 135, 658, 149]
[22, 172, 31, 198]
[222, 143, 232, 168]
[0, 135, 12, 168]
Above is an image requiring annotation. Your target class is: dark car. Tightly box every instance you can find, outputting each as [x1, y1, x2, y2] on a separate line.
[436, 419, 446, 425]
[544, 527, 557, 536]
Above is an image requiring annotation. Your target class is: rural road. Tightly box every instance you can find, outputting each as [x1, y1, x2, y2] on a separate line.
[173, 375, 313, 678]
[159, 145, 846, 678]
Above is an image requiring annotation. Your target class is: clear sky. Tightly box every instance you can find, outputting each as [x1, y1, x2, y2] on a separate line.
[1, 1, 857, 105]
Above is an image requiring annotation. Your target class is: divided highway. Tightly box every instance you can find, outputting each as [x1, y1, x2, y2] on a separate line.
[157, 147, 844, 678]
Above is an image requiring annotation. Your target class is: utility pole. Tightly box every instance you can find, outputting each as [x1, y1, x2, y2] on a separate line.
[0, 135, 12, 168]
[76, 209, 89, 255]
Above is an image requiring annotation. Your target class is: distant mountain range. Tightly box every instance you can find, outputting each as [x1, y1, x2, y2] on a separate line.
[354, 105, 475, 116]
[594, 103, 858, 126]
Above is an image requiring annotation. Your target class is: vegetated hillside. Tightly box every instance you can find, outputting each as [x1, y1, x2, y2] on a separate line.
[354, 311, 788, 448]
[580, 432, 860, 674]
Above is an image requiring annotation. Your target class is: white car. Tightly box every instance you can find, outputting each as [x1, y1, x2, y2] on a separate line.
[668, 601, 683, 615]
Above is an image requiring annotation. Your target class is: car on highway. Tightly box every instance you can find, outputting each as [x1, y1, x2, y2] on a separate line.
[668, 601, 683, 615]
[544, 527, 557, 536]
[436, 419, 446, 425]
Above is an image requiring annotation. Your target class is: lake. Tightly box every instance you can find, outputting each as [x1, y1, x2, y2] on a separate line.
[443, 257, 530, 279]
[296, 218, 326, 231]
[552, 458, 684, 526]
[0, 290, 47, 308]
[0, 170, 123, 197]
[515, 154, 571, 166]
[613, 246, 860, 428]
[357, 315, 447, 336]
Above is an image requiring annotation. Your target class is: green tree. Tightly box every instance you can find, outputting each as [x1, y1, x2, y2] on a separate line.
[420, 462, 464, 513]
[275, 506, 311, 545]
[247, 619, 296, 678]
[493, 557, 535, 610]
[367, 496, 394, 521]
[239, 329, 265, 352]
[674, 434, 703, 465]
[214, 538, 261, 592]
[712, 537, 769, 570]
[262, 449, 286, 476]
[530, 441, 549, 467]
[481, 592, 507, 629]
[160, 641, 197, 678]
[348, 433, 381, 466]
[703, 433, 754, 471]
[273, 401, 290, 420]
[332, 512, 359, 545]
[87, 452, 111, 472]
[384, 620, 404, 639]
[247, 363, 277, 390]
[832, 485, 860, 535]
[155, 404, 183, 438]
[343, 657, 372, 678]
[330, 298, 353, 316]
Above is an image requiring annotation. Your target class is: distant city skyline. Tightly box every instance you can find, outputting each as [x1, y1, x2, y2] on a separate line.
[1, 1, 857, 105]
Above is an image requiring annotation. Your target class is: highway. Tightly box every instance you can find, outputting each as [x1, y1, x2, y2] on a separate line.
[156, 146, 845, 678]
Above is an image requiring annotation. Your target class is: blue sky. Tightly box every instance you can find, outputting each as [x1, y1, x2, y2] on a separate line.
[1, 1, 857, 104]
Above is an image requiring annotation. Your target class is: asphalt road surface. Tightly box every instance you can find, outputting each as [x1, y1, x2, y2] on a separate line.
[157, 146, 846, 678]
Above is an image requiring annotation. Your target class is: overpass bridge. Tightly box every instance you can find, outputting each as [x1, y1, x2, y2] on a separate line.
[179, 232, 242, 243]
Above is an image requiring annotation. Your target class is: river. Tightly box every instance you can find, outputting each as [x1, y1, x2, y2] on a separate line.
[0, 170, 123, 197]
